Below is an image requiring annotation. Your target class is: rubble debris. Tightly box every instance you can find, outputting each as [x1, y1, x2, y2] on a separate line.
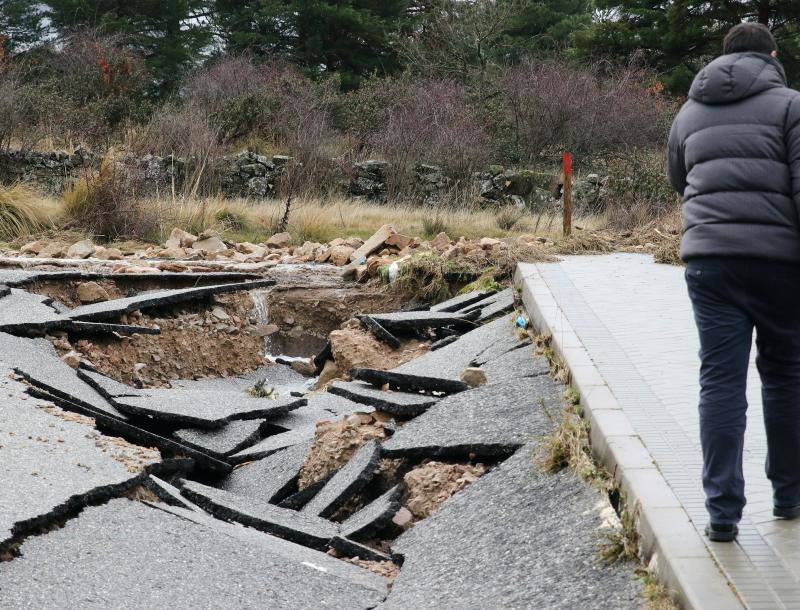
[111, 391, 305, 429]
[340, 485, 402, 540]
[352, 368, 468, 395]
[299, 418, 386, 490]
[181, 480, 339, 551]
[366, 310, 479, 332]
[329, 326, 429, 375]
[329, 535, 395, 564]
[358, 315, 401, 349]
[383, 376, 559, 459]
[384, 445, 643, 609]
[0, 499, 386, 608]
[62, 294, 269, 388]
[328, 381, 438, 417]
[430, 289, 497, 313]
[221, 441, 312, 505]
[349, 224, 396, 263]
[68, 279, 276, 321]
[302, 440, 382, 519]
[75, 281, 110, 304]
[460, 367, 488, 388]
[403, 462, 486, 520]
[173, 419, 265, 459]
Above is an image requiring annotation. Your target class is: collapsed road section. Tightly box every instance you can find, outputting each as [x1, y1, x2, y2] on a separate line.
[0, 261, 645, 608]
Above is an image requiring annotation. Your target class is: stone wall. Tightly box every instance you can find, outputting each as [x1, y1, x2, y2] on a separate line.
[0, 148, 561, 208]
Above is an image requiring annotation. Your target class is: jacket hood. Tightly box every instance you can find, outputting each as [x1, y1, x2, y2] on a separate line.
[688, 52, 787, 105]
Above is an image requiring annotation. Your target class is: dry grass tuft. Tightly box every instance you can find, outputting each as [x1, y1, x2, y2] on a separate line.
[0, 183, 60, 241]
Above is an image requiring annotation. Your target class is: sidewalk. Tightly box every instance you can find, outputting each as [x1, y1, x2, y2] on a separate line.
[516, 254, 800, 610]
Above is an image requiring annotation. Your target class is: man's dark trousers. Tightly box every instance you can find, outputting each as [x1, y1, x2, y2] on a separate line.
[686, 257, 800, 524]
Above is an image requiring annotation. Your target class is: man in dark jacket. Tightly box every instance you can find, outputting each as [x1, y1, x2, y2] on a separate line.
[668, 22, 800, 542]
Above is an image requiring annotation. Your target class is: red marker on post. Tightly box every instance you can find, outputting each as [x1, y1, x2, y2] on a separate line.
[562, 151, 573, 237]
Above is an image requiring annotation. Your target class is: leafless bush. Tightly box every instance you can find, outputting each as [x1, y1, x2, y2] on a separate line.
[498, 58, 675, 163]
[27, 32, 150, 148]
[0, 70, 35, 151]
[364, 77, 492, 200]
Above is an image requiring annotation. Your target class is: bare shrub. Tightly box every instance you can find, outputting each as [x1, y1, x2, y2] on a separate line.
[358, 77, 492, 201]
[0, 69, 37, 151]
[497, 58, 676, 163]
[63, 152, 156, 240]
[25, 32, 150, 148]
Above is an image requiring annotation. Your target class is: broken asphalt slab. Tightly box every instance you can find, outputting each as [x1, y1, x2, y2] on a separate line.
[0, 333, 130, 422]
[475, 288, 515, 323]
[330, 535, 394, 563]
[301, 440, 382, 519]
[365, 310, 479, 332]
[0, 268, 262, 288]
[359, 315, 401, 349]
[67, 278, 277, 321]
[111, 391, 305, 429]
[391, 314, 528, 384]
[77, 368, 141, 400]
[0, 499, 385, 608]
[0, 289, 156, 335]
[382, 376, 560, 459]
[340, 485, 401, 541]
[351, 369, 468, 396]
[220, 441, 312, 505]
[328, 381, 438, 417]
[0, 378, 158, 549]
[429, 289, 496, 313]
[181, 480, 339, 551]
[383, 445, 642, 609]
[25, 384, 232, 475]
[173, 419, 265, 460]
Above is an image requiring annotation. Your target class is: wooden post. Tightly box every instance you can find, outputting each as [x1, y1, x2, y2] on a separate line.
[562, 151, 573, 237]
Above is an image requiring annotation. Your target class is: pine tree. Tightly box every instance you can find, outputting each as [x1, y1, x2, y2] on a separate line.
[0, 0, 43, 53]
[575, 1, 800, 92]
[44, 0, 213, 95]
[214, 0, 412, 89]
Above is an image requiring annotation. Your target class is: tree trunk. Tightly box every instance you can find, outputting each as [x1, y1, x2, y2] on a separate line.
[757, 0, 771, 25]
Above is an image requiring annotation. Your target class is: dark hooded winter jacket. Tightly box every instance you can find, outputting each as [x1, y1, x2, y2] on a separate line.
[667, 52, 800, 262]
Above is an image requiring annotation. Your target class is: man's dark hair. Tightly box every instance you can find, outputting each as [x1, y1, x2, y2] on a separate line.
[723, 23, 777, 55]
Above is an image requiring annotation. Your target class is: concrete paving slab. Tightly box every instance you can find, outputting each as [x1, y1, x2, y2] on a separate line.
[174, 419, 265, 459]
[384, 444, 642, 609]
[181, 480, 339, 551]
[221, 441, 312, 504]
[382, 376, 559, 459]
[112, 390, 304, 429]
[340, 485, 401, 540]
[67, 278, 276, 321]
[0, 499, 385, 608]
[430, 289, 496, 313]
[302, 440, 382, 519]
[328, 381, 438, 417]
[514, 255, 771, 608]
[0, 378, 157, 548]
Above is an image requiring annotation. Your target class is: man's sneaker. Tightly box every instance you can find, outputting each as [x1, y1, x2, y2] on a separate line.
[705, 522, 738, 542]
[774, 505, 800, 520]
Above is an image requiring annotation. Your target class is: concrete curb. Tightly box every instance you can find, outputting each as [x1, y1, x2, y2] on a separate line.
[514, 263, 742, 610]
